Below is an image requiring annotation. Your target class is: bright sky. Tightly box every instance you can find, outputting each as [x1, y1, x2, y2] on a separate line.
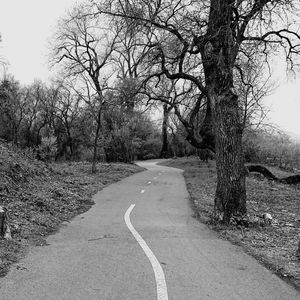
[0, 1, 299, 139]
[263, 58, 300, 140]
[0, 0, 75, 83]
[264, 77, 300, 140]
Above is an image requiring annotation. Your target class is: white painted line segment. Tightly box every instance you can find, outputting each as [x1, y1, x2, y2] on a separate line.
[124, 204, 168, 300]
[148, 181, 152, 184]
[141, 190, 145, 194]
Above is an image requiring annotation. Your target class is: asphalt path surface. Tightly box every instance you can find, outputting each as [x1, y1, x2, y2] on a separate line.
[0, 160, 299, 299]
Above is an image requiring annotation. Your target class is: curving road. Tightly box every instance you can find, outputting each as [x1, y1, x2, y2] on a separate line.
[0, 160, 299, 299]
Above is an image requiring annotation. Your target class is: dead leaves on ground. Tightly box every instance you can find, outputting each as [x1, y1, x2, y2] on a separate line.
[161, 157, 300, 289]
[0, 141, 143, 277]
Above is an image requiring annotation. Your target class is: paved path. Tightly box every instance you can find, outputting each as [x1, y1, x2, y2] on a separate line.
[0, 160, 299, 299]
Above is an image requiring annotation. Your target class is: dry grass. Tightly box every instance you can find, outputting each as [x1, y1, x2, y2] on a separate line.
[160, 157, 300, 290]
[0, 141, 144, 277]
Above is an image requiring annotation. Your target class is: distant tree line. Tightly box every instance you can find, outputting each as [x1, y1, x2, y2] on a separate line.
[0, 75, 163, 164]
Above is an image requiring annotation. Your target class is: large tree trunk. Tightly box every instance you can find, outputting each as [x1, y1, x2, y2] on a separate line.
[213, 92, 246, 223]
[203, 0, 246, 223]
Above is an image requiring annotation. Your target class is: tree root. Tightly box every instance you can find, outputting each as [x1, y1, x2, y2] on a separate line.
[247, 165, 300, 184]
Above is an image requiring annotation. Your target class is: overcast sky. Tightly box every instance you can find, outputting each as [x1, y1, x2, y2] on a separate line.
[0, 0, 75, 82]
[0, 0, 299, 139]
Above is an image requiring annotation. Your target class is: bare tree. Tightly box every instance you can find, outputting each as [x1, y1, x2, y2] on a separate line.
[144, 79, 175, 158]
[49, 83, 82, 159]
[0, 75, 23, 144]
[21, 81, 48, 147]
[93, 0, 300, 223]
[51, 5, 119, 172]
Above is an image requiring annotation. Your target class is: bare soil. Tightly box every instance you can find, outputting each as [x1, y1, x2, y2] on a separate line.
[0, 141, 144, 277]
[160, 157, 300, 290]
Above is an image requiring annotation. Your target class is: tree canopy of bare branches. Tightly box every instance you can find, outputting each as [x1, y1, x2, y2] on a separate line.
[89, 0, 300, 223]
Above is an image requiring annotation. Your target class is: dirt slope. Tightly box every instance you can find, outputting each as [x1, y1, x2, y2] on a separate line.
[0, 140, 143, 276]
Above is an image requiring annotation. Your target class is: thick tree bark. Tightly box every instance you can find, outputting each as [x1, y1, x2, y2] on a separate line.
[203, 0, 246, 223]
[213, 92, 246, 223]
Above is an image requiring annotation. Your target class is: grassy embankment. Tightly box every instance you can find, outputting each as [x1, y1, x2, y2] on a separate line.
[161, 157, 300, 290]
[0, 140, 144, 277]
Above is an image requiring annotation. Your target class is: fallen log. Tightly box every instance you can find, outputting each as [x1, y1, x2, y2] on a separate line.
[247, 164, 300, 184]
[279, 175, 300, 184]
[247, 165, 277, 181]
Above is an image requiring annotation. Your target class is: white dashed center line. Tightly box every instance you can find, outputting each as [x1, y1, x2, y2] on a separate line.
[141, 190, 145, 194]
[147, 181, 152, 185]
[124, 204, 169, 300]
